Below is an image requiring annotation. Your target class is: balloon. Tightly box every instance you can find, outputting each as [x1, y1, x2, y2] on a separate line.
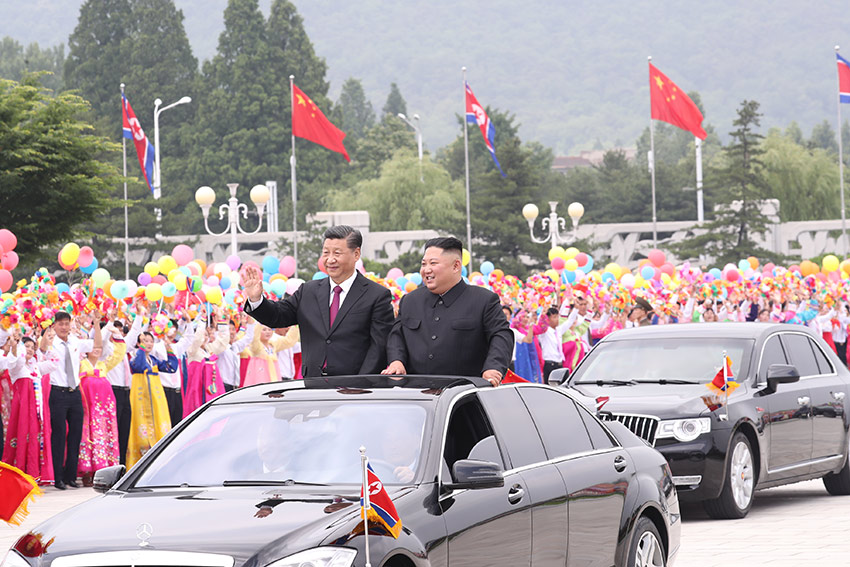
[738, 259, 750, 272]
[800, 260, 819, 277]
[158, 255, 178, 274]
[409, 273, 423, 285]
[152, 275, 167, 285]
[748, 256, 759, 270]
[564, 258, 579, 272]
[1, 251, 19, 271]
[270, 280, 287, 296]
[605, 263, 621, 278]
[647, 249, 665, 268]
[551, 257, 565, 271]
[162, 282, 177, 298]
[620, 273, 636, 289]
[77, 246, 95, 269]
[262, 255, 280, 274]
[280, 255, 296, 277]
[80, 257, 98, 274]
[574, 268, 586, 282]
[225, 254, 242, 271]
[56, 282, 71, 295]
[575, 253, 588, 267]
[0, 229, 17, 252]
[563, 270, 576, 283]
[387, 267, 404, 280]
[172, 245, 194, 266]
[313, 271, 328, 280]
[355, 259, 365, 274]
[286, 278, 305, 295]
[709, 268, 722, 280]
[405, 281, 418, 292]
[641, 266, 655, 280]
[205, 287, 223, 305]
[188, 275, 203, 292]
[144, 262, 160, 277]
[725, 268, 740, 282]
[564, 247, 579, 260]
[173, 273, 187, 291]
[126, 281, 138, 297]
[60, 242, 81, 266]
[317, 257, 327, 274]
[111, 281, 129, 300]
[207, 275, 220, 287]
[583, 257, 594, 272]
[461, 249, 471, 267]
[660, 263, 674, 277]
[480, 261, 495, 275]
[544, 269, 559, 281]
[145, 283, 163, 302]
[491, 269, 504, 281]
[91, 268, 110, 289]
[822, 254, 840, 273]
[548, 247, 566, 261]
[396, 276, 409, 288]
[219, 276, 231, 290]
[0, 269, 11, 292]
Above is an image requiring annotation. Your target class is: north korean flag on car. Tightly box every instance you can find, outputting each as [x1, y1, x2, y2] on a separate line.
[122, 94, 155, 194]
[837, 52, 850, 104]
[707, 355, 738, 394]
[360, 462, 401, 538]
[465, 82, 506, 177]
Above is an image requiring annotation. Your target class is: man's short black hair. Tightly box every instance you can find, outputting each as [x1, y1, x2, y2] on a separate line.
[54, 311, 71, 323]
[546, 307, 559, 317]
[424, 236, 463, 255]
[323, 225, 362, 251]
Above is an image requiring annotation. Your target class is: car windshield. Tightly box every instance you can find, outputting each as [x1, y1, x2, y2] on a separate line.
[571, 337, 754, 385]
[133, 401, 429, 488]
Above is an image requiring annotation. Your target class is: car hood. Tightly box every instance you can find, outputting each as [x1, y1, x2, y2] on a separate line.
[568, 382, 729, 418]
[28, 485, 412, 566]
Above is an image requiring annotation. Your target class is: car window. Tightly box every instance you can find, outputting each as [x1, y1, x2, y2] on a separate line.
[578, 407, 616, 450]
[759, 335, 788, 381]
[479, 388, 547, 469]
[810, 338, 835, 375]
[516, 387, 593, 459]
[444, 395, 504, 478]
[781, 333, 820, 377]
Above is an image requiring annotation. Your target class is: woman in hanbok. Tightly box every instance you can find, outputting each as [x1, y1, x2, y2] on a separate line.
[241, 325, 299, 387]
[127, 331, 178, 468]
[182, 320, 229, 417]
[78, 322, 126, 480]
[510, 310, 546, 383]
[2, 331, 57, 481]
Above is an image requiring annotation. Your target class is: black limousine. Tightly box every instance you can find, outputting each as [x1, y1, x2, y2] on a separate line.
[2, 376, 680, 567]
[560, 322, 850, 519]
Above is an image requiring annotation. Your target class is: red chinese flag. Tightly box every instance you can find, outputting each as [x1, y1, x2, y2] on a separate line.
[649, 63, 707, 140]
[291, 84, 350, 162]
[0, 462, 42, 525]
[502, 368, 529, 383]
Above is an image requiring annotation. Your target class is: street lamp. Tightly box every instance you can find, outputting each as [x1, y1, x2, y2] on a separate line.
[195, 183, 270, 256]
[522, 201, 584, 249]
[153, 95, 192, 199]
[398, 112, 423, 182]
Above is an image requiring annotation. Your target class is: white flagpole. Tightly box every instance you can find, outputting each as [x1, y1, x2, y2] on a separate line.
[837, 46, 848, 257]
[462, 66, 474, 274]
[695, 137, 704, 223]
[648, 56, 658, 246]
[723, 351, 730, 422]
[120, 83, 130, 280]
[360, 446, 372, 567]
[290, 75, 299, 276]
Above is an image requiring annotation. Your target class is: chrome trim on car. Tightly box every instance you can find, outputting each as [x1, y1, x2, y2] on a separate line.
[599, 413, 660, 446]
[51, 550, 234, 567]
[766, 453, 844, 475]
[755, 330, 838, 388]
[672, 475, 702, 486]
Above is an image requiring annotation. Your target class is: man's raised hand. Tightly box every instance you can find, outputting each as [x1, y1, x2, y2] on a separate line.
[242, 266, 264, 303]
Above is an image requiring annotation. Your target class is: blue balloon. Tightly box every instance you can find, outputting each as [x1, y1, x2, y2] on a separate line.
[313, 271, 328, 280]
[709, 268, 722, 280]
[564, 270, 577, 283]
[224, 290, 237, 306]
[601, 272, 615, 283]
[262, 272, 271, 282]
[178, 266, 192, 276]
[480, 261, 495, 275]
[410, 273, 423, 285]
[270, 280, 287, 297]
[219, 276, 231, 290]
[80, 258, 98, 274]
[738, 259, 750, 272]
[583, 257, 594, 272]
[56, 282, 71, 295]
[641, 266, 655, 279]
[461, 267, 468, 277]
[396, 276, 408, 288]
[262, 255, 279, 274]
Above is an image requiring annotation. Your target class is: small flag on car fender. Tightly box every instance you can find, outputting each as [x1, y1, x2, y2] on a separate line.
[706, 355, 739, 395]
[0, 462, 43, 525]
[360, 462, 401, 538]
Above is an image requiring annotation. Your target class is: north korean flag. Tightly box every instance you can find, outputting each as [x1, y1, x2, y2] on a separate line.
[838, 52, 850, 104]
[465, 82, 506, 177]
[360, 462, 401, 538]
[122, 94, 155, 194]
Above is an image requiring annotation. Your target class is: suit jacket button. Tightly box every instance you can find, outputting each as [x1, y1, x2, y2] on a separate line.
[431, 335, 437, 340]
[434, 317, 440, 321]
[326, 339, 331, 344]
[428, 354, 434, 359]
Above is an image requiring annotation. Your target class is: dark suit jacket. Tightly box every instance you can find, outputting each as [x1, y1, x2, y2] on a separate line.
[386, 280, 513, 377]
[245, 272, 394, 377]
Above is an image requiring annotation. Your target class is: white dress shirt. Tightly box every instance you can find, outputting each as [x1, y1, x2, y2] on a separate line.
[51, 334, 93, 387]
[539, 321, 570, 363]
[105, 316, 144, 387]
[219, 323, 255, 386]
[154, 320, 194, 389]
[833, 310, 850, 344]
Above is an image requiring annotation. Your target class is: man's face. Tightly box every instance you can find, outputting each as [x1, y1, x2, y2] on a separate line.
[547, 313, 560, 328]
[53, 318, 71, 340]
[420, 247, 461, 295]
[502, 308, 512, 322]
[321, 238, 359, 284]
[575, 298, 588, 315]
[758, 311, 770, 322]
[633, 307, 646, 320]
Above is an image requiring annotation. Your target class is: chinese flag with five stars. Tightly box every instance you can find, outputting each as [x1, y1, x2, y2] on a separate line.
[649, 63, 707, 140]
[291, 83, 350, 161]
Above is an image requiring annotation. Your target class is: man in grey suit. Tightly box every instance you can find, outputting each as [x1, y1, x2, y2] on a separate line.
[382, 237, 513, 386]
[243, 226, 393, 377]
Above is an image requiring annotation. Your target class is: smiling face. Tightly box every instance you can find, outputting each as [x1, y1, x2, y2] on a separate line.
[321, 238, 359, 284]
[53, 318, 71, 341]
[420, 246, 462, 295]
[139, 333, 155, 351]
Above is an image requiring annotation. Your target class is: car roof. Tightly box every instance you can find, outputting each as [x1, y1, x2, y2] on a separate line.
[601, 322, 815, 342]
[212, 375, 486, 404]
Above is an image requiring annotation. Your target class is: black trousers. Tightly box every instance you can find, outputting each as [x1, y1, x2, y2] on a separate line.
[224, 383, 236, 392]
[112, 386, 132, 465]
[164, 387, 182, 427]
[836, 342, 848, 367]
[543, 360, 563, 385]
[50, 387, 84, 484]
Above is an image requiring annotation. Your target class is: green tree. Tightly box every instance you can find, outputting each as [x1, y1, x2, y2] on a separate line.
[809, 119, 838, 154]
[0, 37, 64, 92]
[0, 77, 120, 268]
[785, 121, 804, 145]
[672, 100, 779, 265]
[337, 77, 375, 141]
[382, 82, 407, 118]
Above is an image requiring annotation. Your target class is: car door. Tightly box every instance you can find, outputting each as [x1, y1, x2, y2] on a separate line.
[516, 386, 628, 567]
[762, 333, 813, 476]
[805, 336, 848, 471]
[480, 387, 569, 567]
[439, 392, 533, 567]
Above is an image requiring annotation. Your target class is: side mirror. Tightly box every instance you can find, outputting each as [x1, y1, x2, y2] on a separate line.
[93, 464, 126, 493]
[766, 364, 800, 393]
[549, 368, 569, 386]
[445, 459, 504, 490]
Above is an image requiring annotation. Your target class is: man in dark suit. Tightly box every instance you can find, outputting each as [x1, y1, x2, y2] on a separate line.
[242, 226, 393, 377]
[382, 237, 513, 386]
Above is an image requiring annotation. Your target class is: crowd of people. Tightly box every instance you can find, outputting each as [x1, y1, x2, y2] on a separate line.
[1, 224, 848, 487]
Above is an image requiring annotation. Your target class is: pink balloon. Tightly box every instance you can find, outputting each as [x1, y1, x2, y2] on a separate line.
[172, 244, 195, 266]
[355, 259, 365, 274]
[574, 253, 588, 267]
[77, 246, 95, 268]
[280, 255, 296, 277]
[0, 269, 12, 292]
[725, 269, 740, 282]
[1, 251, 18, 271]
[318, 257, 327, 274]
[660, 263, 674, 276]
[152, 275, 167, 285]
[551, 257, 566, 271]
[387, 267, 404, 280]
[138, 272, 152, 286]
[648, 249, 665, 268]
[226, 254, 242, 271]
[0, 229, 17, 252]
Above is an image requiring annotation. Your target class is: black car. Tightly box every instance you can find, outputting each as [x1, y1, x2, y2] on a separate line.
[560, 322, 850, 519]
[3, 376, 680, 567]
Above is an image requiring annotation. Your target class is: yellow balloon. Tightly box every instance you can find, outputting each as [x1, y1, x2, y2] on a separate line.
[564, 247, 579, 260]
[548, 246, 566, 261]
[158, 255, 178, 274]
[634, 275, 646, 288]
[565, 258, 579, 271]
[145, 283, 163, 302]
[205, 287, 223, 305]
[174, 273, 188, 291]
[144, 262, 160, 277]
[60, 243, 81, 266]
[661, 273, 672, 285]
[823, 254, 840, 273]
[544, 269, 560, 281]
[167, 269, 181, 282]
[461, 249, 471, 267]
[605, 262, 621, 278]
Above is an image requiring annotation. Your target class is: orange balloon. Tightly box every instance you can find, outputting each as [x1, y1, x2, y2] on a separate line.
[800, 260, 819, 277]
[747, 256, 759, 269]
[491, 269, 504, 281]
[195, 259, 207, 275]
[404, 281, 417, 292]
[103, 280, 114, 300]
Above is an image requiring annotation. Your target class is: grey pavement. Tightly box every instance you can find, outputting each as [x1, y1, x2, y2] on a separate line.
[2, 480, 848, 565]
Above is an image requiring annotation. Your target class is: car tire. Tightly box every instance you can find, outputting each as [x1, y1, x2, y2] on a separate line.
[702, 431, 755, 519]
[627, 516, 666, 567]
[822, 439, 850, 495]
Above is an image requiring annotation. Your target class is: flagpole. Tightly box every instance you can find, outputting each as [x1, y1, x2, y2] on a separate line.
[837, 46, 848, 257]
[648, 56, 658, 246]
[462, 66, 474, 273]
[360, 446, 372, 567]
[695, 137, 704, 223]
[121, 83, 130, 280]
[722, 350, 730, 422]
[290, 75, 299, 277]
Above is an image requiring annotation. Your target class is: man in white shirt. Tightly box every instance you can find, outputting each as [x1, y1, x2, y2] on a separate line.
[50, 311, 93, 490]
[220, 315, 255, 390]
[539, 307, 569, 384]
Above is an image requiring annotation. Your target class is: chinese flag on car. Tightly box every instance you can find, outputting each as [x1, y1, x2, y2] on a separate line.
[0, 462, 42, 525]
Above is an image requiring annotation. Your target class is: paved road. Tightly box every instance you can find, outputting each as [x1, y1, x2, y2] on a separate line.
[2, 480, 849, 565]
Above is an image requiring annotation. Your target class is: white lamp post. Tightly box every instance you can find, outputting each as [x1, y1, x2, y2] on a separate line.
[398, 112, 424, 182]
[195, 183, 270, 256]
[522, 201, 584, 249]
[153, 95, 192, 199]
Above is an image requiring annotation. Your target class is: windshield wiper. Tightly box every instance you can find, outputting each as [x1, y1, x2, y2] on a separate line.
[222, 479, 328, 487]
[634, 379, 696, 385]
[573, 379, 638, 386]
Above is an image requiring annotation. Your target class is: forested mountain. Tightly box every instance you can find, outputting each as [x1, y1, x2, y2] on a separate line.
[2, 0, 849, 152]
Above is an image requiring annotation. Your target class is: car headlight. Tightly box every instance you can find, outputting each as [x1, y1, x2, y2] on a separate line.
[1, 551, 31, 567]
[656, 418, 711, 442]
[266, 547, 357, 567]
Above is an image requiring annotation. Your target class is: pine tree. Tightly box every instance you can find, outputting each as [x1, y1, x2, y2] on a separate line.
[337, 77, 375, 141]
[382, 82, 407, 117]
[0, 37, 65, 92]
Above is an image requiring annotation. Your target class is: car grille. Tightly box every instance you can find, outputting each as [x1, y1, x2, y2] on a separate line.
[600, 413, 659, 446]
[50, 550, 234, 567]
